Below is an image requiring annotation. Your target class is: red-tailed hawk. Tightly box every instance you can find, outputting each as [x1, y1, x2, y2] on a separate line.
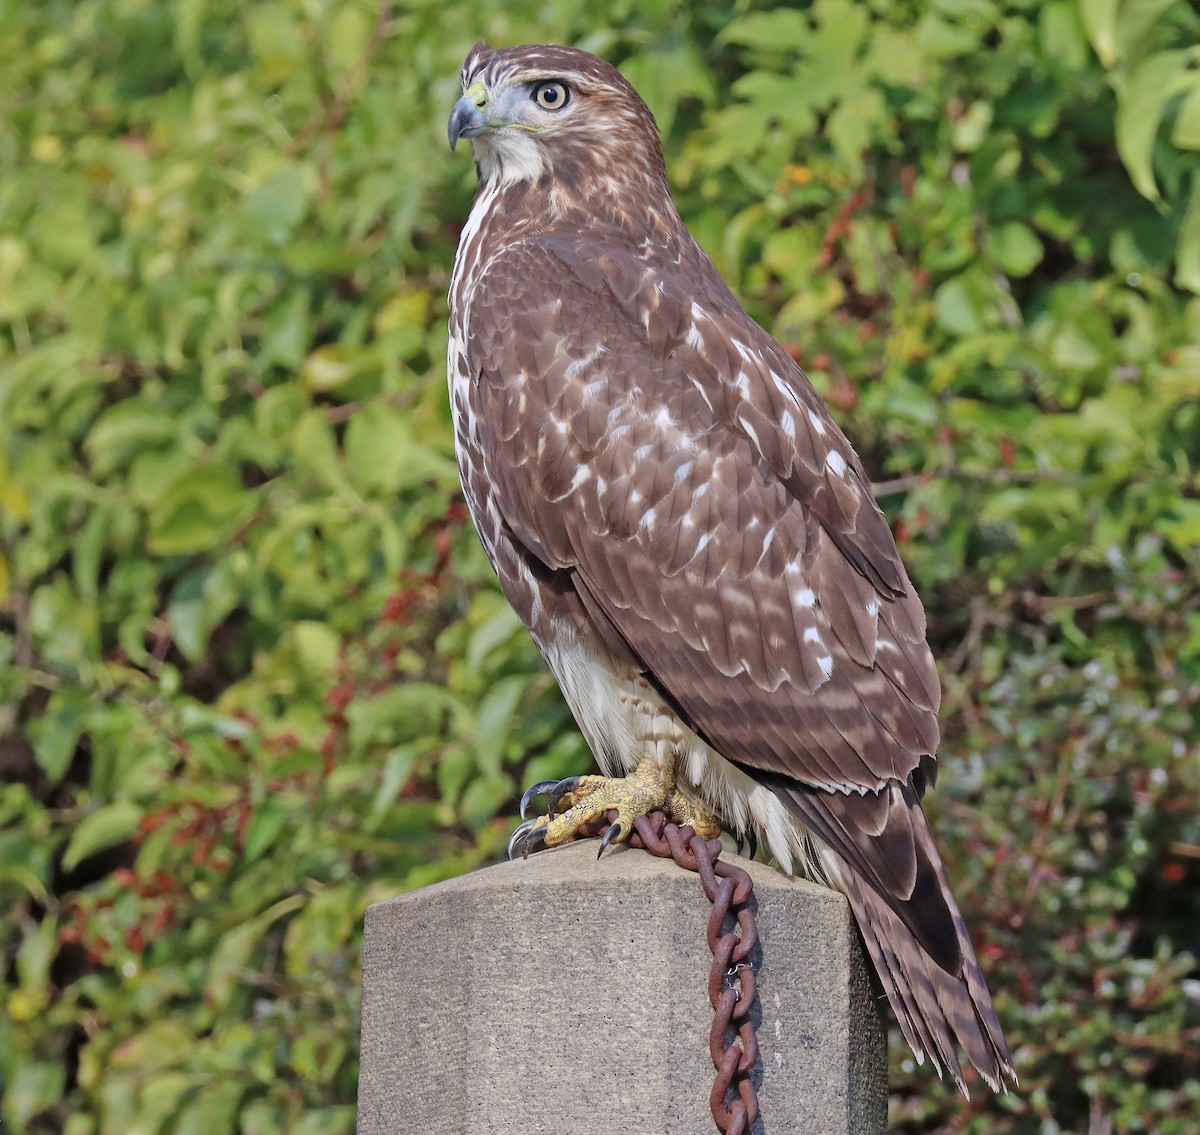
[447, 42, 1015, 1093]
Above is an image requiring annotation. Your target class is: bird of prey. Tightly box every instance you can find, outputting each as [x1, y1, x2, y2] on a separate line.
[447, 42, 1015, 1093]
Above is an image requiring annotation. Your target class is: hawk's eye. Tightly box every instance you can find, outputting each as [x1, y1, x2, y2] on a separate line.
[533, 81, 569, 111]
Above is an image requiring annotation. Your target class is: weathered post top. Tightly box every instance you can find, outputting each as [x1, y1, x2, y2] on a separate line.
[357, 841, 887, 1134]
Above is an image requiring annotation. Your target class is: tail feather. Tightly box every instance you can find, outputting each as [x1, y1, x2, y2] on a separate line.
[773, 781, 1016, 1094]
[823, 850, 1010, 1093]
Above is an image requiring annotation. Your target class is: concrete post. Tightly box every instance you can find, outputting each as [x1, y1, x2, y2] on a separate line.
[357, 841, 887, 1134]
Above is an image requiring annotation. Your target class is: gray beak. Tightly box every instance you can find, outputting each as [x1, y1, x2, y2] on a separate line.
[448, 96, 488, 150]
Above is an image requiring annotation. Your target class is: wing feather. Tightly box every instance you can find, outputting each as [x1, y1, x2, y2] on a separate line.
[465, 236, 938, 793]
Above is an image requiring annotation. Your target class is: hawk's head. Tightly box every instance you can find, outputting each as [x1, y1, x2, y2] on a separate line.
[447, 43, 667, 192]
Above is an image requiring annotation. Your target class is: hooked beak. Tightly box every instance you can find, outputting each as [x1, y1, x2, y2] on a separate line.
[448, 87, 489, 150]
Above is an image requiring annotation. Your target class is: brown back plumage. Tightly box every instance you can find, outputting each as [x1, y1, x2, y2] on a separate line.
[448, 42, 1015, 1093]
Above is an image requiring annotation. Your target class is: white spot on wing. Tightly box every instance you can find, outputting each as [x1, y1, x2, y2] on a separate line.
[771, 370, 802, 410]
[826, 450, 847, 477]
[566, 345, 607, 380]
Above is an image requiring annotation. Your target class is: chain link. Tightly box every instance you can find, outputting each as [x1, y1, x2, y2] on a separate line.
[623, 812, 761, 1135]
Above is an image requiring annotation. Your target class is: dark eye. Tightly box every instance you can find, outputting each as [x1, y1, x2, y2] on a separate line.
[533, 81, 569, 111]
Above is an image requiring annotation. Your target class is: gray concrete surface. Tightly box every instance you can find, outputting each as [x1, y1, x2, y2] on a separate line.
[357, 840, 886, 1134]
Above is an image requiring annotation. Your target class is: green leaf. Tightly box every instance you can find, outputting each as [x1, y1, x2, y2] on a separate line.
[240, 167, 309, 245]
[718, 10, 811, 50]
[934, 274, 989, 336]
[172, 1080, 246, 1135]
[343, 403, 413, 493]
[1114, 50, 1190, 200]
[85, 402, 180, 476]
[290, 619, 342, 678]
[826, 88, 886, 171]
[61, 801, 143, 870]
[283, 887, 357, 975]
[206, 895, 306, 1012]
[346, 683, 466, 754]
[1157, 500, 1200, 552]
[466, 602, 523, 671]
[147, 466, 254, 556]
[242, 797, 289, 864]
[917, 13, 979, 59]
[291, 1108, 358, 1135]
[3, 1062, 65, 1129]
[952, 101, 994, 152]
[15, 915, 58, 1010]
[289, 409, 348, 491]
[29, 687, 88, 781]
[301, 345, 358, 393]
[1115, 0, 1186, 69]
[1078, 0, 1119, 68]
[328, 6, 371, 74]
[472, 676, 527, 779]
[458, 773, 512, 831]
[1171, 77, 1200, 150]
[368, 745, 418, 825]
[1040, 2, 1089, 71]
[988, 221, 1046, 277]
[1175, 180, 1200, 292]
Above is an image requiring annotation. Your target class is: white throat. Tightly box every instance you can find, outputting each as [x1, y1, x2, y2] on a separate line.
[474, 130, 547, 186]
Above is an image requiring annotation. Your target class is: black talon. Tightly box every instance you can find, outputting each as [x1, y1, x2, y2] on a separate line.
[544, 776, 580, 812]
[520, 780, 561, 820]
[746, 830, 758, 861]
[507, 822, 529, 860]
[519, 776, 580, 819]
[598, 820, 625, 858]
[507, 819, 547, 860]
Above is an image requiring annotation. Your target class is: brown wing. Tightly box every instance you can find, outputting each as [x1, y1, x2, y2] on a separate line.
[465, 235, 939, 793]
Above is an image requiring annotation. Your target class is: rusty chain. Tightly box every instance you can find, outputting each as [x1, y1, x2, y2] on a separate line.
[623, 812, 761, 1135]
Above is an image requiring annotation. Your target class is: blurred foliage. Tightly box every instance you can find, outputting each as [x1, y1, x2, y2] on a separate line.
[1, 0, 1198, 1132]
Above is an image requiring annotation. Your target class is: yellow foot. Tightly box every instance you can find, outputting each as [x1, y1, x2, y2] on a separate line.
[508, 756, 722, 860]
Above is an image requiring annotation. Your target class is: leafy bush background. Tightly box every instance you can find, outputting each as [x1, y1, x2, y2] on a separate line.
[2, 0, 1198, 1131]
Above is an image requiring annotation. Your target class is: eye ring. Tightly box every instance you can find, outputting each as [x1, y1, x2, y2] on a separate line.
[533, 81, 570, 111]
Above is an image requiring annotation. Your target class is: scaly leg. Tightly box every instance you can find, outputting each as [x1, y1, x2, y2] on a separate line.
[508, 753, 722, 859]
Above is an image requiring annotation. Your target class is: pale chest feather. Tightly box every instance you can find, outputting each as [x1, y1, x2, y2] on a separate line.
[447, 183, 498, 464]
